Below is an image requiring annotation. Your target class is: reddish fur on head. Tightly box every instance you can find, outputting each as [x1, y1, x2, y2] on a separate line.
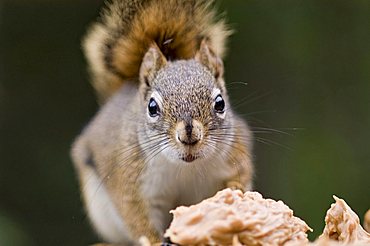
[83, 0, 231, 102]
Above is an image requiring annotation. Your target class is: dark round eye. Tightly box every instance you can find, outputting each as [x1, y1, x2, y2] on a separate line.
[148, 98, 159, 117]
[214, 94, 225, 113]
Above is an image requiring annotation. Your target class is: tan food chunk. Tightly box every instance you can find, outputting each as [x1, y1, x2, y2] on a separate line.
[165, 188, 312, 245]
[287, 236, 370, 246]
[319, 196, 370, 244]
[364, 210, 370, 233]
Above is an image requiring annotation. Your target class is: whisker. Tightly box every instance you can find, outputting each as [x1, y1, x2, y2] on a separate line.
[228, 81, 249, 87]
[86, 133, 170, 208]
[233, 91, 272, 109]
[254, 137, 293, 150]
[251, 127, 292, 136]
[204, 139, 242, 186]
[237, 110, 277, 117]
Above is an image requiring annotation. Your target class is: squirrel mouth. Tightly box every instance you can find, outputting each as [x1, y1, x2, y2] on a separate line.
[182, 154, 197, 162]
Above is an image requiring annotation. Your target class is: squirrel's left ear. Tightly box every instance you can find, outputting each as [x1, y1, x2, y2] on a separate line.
[140, 43, 167, 87]
[195, 39, 224, 81]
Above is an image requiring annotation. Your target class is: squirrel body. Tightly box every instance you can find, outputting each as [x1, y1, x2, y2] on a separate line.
[72, 0, 253, 244]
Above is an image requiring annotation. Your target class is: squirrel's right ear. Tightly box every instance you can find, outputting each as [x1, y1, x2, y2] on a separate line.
[140, 43, 167, 87]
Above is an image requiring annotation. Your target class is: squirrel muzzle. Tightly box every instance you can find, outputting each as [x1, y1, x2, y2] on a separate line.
[176, 119, 204, 147]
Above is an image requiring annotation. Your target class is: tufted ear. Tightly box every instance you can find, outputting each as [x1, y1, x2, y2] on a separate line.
[140, 43, 167, 87]
[195, 39, 224, 80]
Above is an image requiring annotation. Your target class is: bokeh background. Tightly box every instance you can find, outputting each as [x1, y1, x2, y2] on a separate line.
[1, 0, 369, 245]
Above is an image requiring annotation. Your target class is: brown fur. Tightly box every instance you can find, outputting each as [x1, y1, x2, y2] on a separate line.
[73, 1, 253, 244]
[83, 0, 231, 101]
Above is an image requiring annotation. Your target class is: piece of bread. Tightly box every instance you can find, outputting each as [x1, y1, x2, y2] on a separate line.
[165, 188, 311, 245]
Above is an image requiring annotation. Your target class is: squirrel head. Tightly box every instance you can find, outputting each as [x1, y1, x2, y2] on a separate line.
[138, 40, 234, 164]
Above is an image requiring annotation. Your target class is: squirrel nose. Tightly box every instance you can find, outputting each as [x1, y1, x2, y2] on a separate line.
[176, 120, 203, 146]
[177, 136, 199, 146]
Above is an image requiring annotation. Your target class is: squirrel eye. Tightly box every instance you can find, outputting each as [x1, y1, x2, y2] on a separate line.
[214, 95, 225, 113]
[148, 98, 160, 117]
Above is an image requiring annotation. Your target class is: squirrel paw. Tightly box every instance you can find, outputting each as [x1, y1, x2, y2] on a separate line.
[225, 180, 245, 192]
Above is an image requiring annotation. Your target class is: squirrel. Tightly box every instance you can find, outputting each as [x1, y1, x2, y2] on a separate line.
[71, 0, 254, 244]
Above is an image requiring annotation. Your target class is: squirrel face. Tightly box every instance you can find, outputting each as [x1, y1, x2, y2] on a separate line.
[138, 41, 234, 164]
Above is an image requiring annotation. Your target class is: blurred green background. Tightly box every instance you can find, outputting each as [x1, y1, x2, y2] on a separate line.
[1, 0, 369, 245]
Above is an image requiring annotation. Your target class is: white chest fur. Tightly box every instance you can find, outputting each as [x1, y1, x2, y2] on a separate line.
[140, 153, 236, 233]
